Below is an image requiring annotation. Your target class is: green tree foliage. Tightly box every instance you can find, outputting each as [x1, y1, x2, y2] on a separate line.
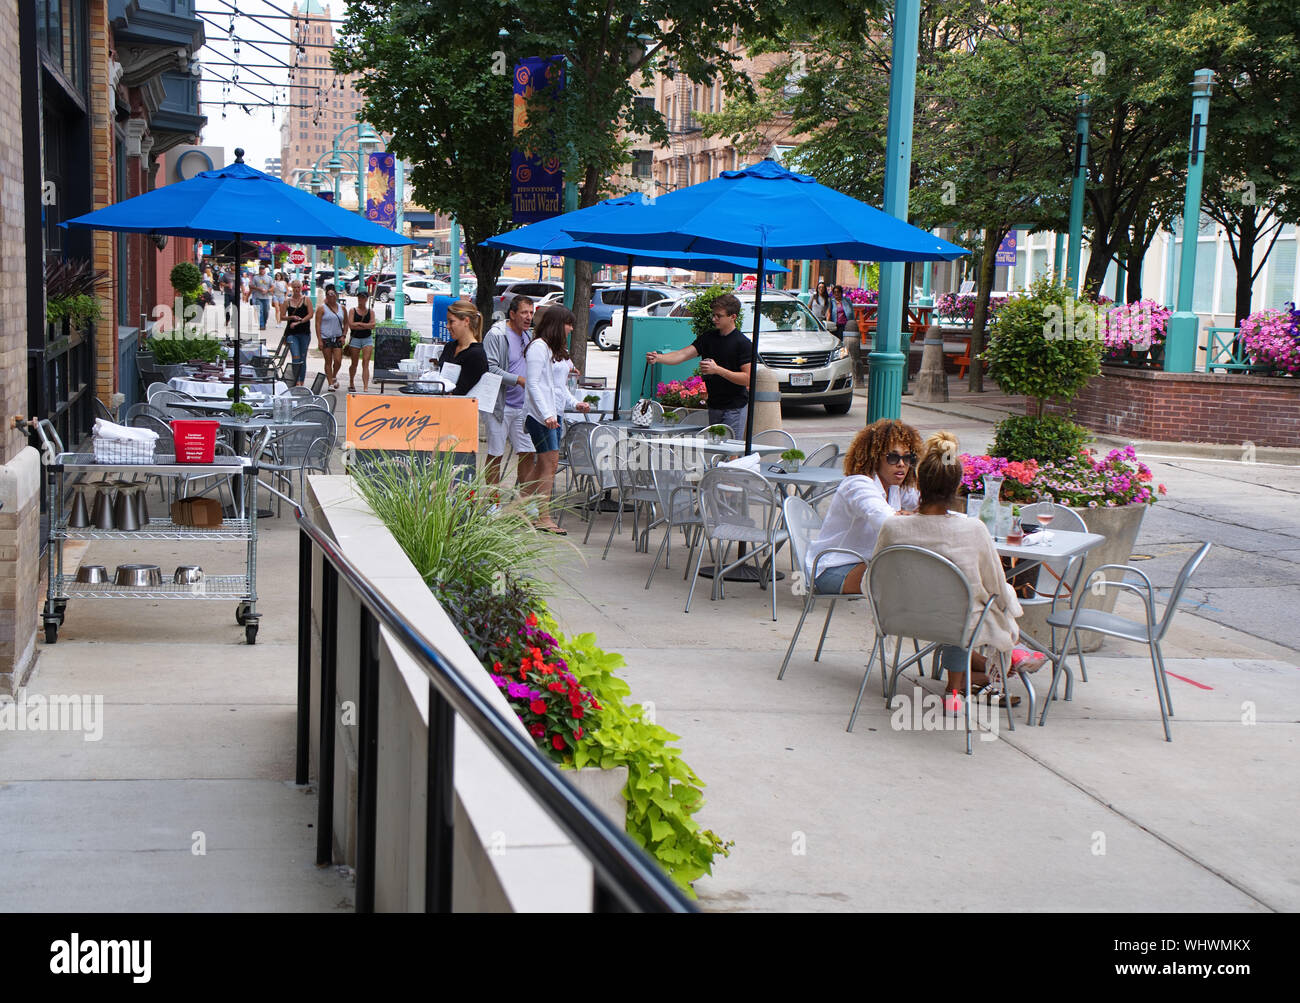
[984, 278, 1102, 416]
[336, 1, 869, 367]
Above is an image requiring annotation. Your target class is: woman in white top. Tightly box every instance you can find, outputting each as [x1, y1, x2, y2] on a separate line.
[315, 284, 348, 391]
[806, 419, 922, 596]
[808, 279, 832, 324]
[873, 431, 1046, 700]
[521, 305, 589, 534]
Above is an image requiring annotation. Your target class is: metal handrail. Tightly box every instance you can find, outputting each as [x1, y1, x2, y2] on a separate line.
[279, 479, 694, 913]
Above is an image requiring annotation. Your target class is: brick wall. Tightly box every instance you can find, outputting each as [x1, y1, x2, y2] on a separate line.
[91, 0, 116, 402]
[1037, 366, 1300, 448]
[0, 0, 37, 691]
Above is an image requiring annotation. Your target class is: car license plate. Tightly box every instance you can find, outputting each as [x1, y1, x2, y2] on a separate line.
[790, 372, 813, 387]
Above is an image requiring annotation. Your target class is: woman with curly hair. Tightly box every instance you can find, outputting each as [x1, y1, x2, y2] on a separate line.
[805, 418, 923, 595]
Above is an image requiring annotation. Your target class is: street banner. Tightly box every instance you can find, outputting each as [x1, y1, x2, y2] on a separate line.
[511, 56, 565, 224]
[345, 394, 478, 454]
[431, 295, 456, 342]
[996, 231, 1018, 267]
[317, 190, 334, 251]
[365, 152, 397, 229]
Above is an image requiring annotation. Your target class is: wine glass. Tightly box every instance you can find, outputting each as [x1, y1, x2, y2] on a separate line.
[1036, 507, 1056, 530]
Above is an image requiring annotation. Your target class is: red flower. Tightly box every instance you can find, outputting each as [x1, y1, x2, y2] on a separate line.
[571, 706, 584, 719]
[1138, 469, 1152, 482]
[526, 613, 539, 627]
[1157, 484, 1167, 495]
[528, 724, 544, 738]
[552, 734, 566, 750]
[529, 698, 548, 715]
[573, 726, 583, 740]
[492, 661, 502, 672]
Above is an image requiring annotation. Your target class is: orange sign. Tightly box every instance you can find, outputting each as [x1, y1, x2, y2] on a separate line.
[344, 394, 478, 453]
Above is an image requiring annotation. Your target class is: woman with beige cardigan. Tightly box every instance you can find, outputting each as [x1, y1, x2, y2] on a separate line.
[873, 431, 1046, 703]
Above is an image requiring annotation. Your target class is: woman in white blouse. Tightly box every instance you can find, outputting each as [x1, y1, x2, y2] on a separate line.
[806, 419, 923, 595]
[522, 305, 589, 534]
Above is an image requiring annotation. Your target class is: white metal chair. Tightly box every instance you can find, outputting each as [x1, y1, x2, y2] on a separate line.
[556, 421, 596, 530]
[581, 424, 621, 545]
[259, 408, 337, 515]
[1011, 500, 1092, 682]
[1038, 542, 1212, 741]
[804, 442, 840, 469]
[602, 435, 661, 559]
[643, 449, 705, 589]
[686, 466, 787, 620]
[751, 428, 797, 450]
[849, 544, 1017, 755]
[777, 496, 868, 679]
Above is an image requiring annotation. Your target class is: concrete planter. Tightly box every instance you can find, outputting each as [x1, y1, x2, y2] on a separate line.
[564, 765, 629, 830]
[1018, 502, 1148, 652]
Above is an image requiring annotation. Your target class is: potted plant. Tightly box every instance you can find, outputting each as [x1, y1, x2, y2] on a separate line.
[655, 374, 708, 411]
[583, 394, 601, 408]
[1238, 304, 1300, 376]
[44, 259, 111, 335]
[705, 423, 731, 444]
[1104, 299, 1171, 366]
[230, 401, 254, 422]
[170, 261, 204, 307]
[780, 447, 806, 472]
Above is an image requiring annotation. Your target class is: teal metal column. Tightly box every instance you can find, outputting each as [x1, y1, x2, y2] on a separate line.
[332, 173, 343, 281]
[800, 260, 810, 291]
[1053, 232, 1065, 279]
[1166, 69, 1215, 372]
[919, 259, 933, 307]
[449, 218, 460, 298]
[867, 0, 921, 423]
[1065, 95, 1090, 294]
[394, 157, 406, 323]
[1114, 260, 1126, 305]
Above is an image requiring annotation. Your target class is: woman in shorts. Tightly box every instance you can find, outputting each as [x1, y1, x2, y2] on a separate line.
[344, 290, 377, 393]
[315, 284, 348, 390]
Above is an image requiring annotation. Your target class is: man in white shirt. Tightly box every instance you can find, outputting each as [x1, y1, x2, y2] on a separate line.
[482, 295, 536, 485]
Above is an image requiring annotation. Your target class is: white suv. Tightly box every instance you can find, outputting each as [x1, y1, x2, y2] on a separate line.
[665, 292, 854, 414]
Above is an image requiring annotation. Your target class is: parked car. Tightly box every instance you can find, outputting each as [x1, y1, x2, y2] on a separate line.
[663, 292, 854, 414]
[588, 284, 686, 349]
[374, 277, 451, 304]
[492, 279, 565, 321]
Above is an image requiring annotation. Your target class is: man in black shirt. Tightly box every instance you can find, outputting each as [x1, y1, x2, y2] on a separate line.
[646, 293, 753, 440]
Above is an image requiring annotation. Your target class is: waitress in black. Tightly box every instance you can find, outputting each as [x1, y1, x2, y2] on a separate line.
[282, 279, 313, 387]
[438, 299, 489, 395]
[345, 289, 377, 393]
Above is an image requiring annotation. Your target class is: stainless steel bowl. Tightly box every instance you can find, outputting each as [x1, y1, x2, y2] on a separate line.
[75, 564, 109, 584]
[173, 565, 204, 584]
[114, 563, 163, 587]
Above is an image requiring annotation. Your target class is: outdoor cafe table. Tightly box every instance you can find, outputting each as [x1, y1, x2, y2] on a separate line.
[211, 416, 316, 518]
[762, 465, 845, 499]
[168, 376, 287, 398]
[991, 526, 1106, 722]
[178, 398, 274, 415]
[603, 418, 688, 437]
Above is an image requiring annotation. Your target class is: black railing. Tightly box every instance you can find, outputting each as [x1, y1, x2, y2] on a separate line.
[288, 487, 694, 914]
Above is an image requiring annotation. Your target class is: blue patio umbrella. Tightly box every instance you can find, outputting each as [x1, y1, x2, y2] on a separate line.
[62, 149, 414, 402]
[484, 193, 788, 417]
[563, 160, 969, 446]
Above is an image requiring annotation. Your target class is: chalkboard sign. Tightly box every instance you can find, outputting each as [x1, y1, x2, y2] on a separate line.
[374, 328, 413, 371]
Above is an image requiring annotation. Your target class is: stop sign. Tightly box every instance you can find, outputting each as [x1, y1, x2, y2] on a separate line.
[289, 249, 307, 265]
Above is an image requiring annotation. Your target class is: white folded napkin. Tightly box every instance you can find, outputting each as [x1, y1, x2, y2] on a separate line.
[717, 452, 762, 472]
[1021, 530, 1054, 546]
[93, 418, 158, 444]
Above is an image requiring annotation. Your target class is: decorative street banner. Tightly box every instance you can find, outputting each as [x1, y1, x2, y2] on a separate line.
[511, 56, 565, 224]
[996, 231, 1018, 267]
[317, 190, 334, 251]
[365, 152, 397, 229]
[345, 394, 478, 454]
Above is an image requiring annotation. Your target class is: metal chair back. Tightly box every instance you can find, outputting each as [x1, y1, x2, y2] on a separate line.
[665, 408, 709, 429]
[130, 413, 176, 453]
[564, 422, 598, 477]
[587, 424, 620, 492]
[1156, 542, 1212, 640]
[1019, 501, 1087, 533]
[288, 406, 337, 447]
[311, 372, 327, 395]
[697, 467, 781, 545]
[751, 428, 797, 450]
[94, 398, 116, 423]
[124, 402, 172, 425]
[782, 496, 820, 580]
[285, 386, 315, 401]
[805, 442, 840, 469]
[867, 545, 975, 649]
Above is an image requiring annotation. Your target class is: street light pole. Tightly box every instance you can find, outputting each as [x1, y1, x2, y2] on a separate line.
[449, 218, 461, 298]
[1065, 94, 1090, 294]
[1165, 68, 1215, 372]
[394, 156, 406, 323]
[867, 0, 921, 423]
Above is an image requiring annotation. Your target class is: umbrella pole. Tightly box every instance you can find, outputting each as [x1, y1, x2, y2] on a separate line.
[234, 232, 242, 405]
[610, 256, 633, 420]
[744, 250, 766, 453]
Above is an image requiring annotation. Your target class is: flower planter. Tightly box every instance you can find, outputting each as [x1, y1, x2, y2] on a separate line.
[563, 765, 629, 830]
[1017, 501, 1148, 652]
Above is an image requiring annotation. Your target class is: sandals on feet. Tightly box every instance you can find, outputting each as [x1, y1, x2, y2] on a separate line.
[1010, 648, 1048, 674]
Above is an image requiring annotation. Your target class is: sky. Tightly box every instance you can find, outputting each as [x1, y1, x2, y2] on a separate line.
[195, 1, 349, 172]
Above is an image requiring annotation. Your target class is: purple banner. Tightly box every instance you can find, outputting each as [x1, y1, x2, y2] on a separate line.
[365, 152, 396, 229]
[511, 56, 565, 224]
[996, 231, 1018, 267]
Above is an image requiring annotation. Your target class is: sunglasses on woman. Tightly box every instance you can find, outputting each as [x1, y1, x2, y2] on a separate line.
[886, 451, 918, 466]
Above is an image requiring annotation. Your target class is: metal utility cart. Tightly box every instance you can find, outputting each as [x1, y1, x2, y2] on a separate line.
[43, 452, 261, 644]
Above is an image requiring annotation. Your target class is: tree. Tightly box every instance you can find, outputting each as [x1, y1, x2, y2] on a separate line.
[337, 1, 868, 370]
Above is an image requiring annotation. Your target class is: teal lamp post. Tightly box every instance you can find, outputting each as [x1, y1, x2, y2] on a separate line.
[867, 0, 922, 423]
[1165, 68, 1215, 372]
[325, 151, 345, 281]
[449, 219, 461, 297]
[1065, 93, 1090, 294]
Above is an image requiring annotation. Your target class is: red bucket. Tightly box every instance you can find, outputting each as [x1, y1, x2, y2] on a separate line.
[170, 419, 219, 464]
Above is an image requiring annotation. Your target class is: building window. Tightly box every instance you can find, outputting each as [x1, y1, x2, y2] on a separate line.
[631, 150, 652, 179]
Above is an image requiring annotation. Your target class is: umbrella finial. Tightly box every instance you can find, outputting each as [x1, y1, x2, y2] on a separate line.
[234, 148, 245, 163]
